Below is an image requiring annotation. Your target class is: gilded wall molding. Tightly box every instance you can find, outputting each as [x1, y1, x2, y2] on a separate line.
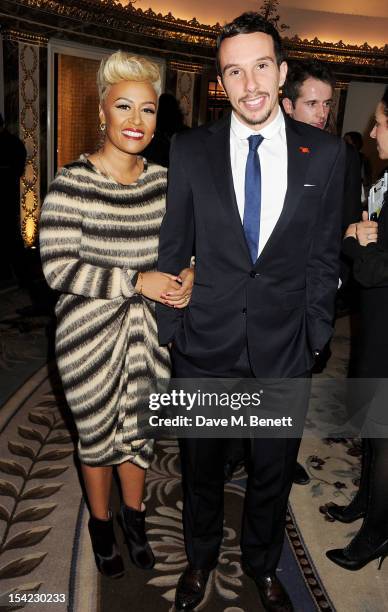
[18, 43, 40, 247]
[10, 0, 387, 67]
[12, 0, 217, 46]
[2, 28, 48, 46]
[283, 34, 388, 55]
[283, 37, 388, 70]
[286, 49, 388, 70]
[168, 60, 204, 74]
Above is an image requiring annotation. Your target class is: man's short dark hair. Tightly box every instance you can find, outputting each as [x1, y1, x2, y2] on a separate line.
[344, 131, 363, 150]
[216, 12, 284, 76]
[282, 59, 335, 106]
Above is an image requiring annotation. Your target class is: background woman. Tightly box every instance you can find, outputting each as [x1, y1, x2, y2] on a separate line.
[326, 87, 388, 570]
[40, 51, 192, 578]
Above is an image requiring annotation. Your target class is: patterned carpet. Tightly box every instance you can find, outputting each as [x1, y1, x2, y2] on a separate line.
[0, 367, 317, 612]
[1, 293, 387, 612]
[290, 316, 388, 612]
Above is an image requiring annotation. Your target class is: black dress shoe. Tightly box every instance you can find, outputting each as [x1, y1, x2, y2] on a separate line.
[293, 462, 310, 485]
[326, 537, 388, 571]
[244, 567, 293, 611]
[175, 566, 210, 611]
[325, 502, 366, 523]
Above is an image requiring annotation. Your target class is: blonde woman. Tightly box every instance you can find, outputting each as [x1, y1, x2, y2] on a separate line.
[40, 52, 193, 578]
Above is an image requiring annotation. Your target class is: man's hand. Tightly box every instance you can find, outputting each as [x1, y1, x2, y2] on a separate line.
[161, 267, 194, 309]
[355, 211, 378, 246]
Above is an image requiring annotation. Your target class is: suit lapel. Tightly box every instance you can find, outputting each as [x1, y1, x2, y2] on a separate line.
[203, 114, 313, 266]
[256, 117, 312, 266]
[205, 115, 252, 262]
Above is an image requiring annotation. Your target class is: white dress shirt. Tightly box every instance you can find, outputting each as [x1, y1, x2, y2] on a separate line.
[230, 106, 288, 258]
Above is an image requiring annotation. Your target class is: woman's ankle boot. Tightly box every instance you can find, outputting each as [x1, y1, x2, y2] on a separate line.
[326, 438, 370, 523]
[88, 513, 124, 578]
[326, 497, 366, 523]
[119, 503, 155, 569]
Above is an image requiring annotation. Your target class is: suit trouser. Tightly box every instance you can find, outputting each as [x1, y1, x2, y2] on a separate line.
[172, 344, 306, 574]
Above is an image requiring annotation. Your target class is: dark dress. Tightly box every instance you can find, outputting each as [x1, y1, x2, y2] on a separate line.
[335, 195, 388, 558]
[342, 194, 388, 379]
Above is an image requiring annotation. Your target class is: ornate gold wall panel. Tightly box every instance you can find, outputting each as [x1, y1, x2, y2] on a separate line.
[176, 71, 195, 128]
[19, 43, 40, 248]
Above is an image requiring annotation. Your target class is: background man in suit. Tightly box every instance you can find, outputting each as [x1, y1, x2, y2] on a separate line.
[282, 58, 362, 230]
[281, 59, 362, 485]
[282, 59, 335, 131]
[157, 12, 345, 612]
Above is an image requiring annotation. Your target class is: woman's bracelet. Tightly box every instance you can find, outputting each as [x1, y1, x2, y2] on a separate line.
[132, 271, 143, 294]
[137, 271, 143, 295]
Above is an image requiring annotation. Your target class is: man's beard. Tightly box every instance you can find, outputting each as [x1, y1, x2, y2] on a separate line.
[232, 100, 273, 128]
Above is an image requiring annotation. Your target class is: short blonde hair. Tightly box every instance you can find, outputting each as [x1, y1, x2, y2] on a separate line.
[97, 51, 162, 101]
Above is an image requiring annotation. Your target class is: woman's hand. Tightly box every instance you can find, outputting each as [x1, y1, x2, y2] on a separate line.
[137, 271, 181, 304]
[344, 223, 357, 239]
[356, 211, 378, 246]
[162, 267, 194, 309]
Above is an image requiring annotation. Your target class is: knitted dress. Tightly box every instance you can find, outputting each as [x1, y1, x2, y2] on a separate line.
[39, 156, 170, 467]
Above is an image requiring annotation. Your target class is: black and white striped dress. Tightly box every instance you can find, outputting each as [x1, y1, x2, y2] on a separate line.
[39, 156, 170, 467]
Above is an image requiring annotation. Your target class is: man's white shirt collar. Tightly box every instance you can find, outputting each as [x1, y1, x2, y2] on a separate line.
[230, 106, 284, 142]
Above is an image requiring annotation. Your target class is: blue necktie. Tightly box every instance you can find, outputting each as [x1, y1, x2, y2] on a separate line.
[244, 134, 264, 263]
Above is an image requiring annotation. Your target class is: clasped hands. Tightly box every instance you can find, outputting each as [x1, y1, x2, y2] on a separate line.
[345, 211, 378, 246]
[135, 268, 194, 308]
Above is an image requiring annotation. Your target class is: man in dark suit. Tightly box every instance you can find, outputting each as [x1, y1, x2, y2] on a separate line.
[157, 12, 345, 612]
[281, 59, 362, 485]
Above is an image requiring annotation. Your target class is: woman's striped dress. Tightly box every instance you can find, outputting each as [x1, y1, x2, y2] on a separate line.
[39, 156, 170, 468]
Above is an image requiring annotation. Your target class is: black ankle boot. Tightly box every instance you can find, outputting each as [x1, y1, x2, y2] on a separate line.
[88, 513, 124, 578]
[326, 500, 366, 523]
[119, 503, 155, 569]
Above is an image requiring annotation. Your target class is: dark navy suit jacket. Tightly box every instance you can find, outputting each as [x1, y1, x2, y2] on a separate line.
[157, 113, 346, 377]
